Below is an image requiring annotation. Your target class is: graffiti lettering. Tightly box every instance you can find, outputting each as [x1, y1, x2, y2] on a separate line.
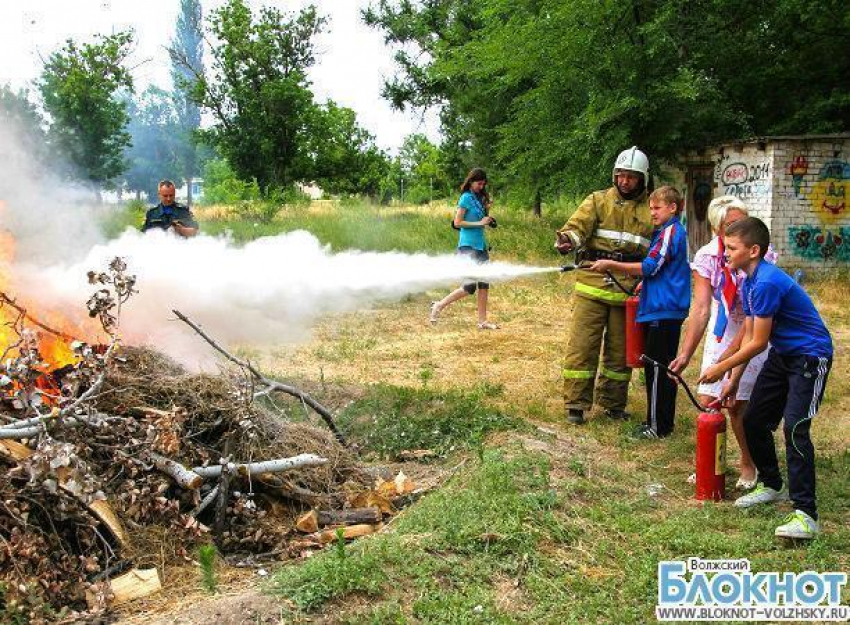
[721, 162, 770, 186]
[722, 163, 749, 185]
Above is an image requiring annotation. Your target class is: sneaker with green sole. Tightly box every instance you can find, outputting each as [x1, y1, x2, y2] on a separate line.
[775, 510, 820, 540]
[733, 483, 788, 508]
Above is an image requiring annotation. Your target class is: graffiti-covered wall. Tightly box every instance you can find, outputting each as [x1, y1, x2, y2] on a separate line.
[667, 135, 849, 269]
[773, 137, 849, 267]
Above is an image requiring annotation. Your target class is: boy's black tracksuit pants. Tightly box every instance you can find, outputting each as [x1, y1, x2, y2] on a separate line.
[744, 349, 831, 520]
[643, 319, 683, 437]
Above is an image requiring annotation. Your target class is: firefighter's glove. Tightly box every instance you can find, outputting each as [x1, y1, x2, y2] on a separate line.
[554, 232, 574, 255]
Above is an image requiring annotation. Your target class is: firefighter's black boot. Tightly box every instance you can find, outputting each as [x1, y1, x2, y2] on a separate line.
[567, 409, 585, 425]
[604, 408, 629, 421]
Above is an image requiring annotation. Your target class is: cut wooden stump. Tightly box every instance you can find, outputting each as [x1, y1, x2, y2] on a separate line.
[87, 499, 129, 547]
[0, 439, 33, 461]
[312, 523, 382, 544]
[86, 567, 161, 608]
[295, 510, 319, 534]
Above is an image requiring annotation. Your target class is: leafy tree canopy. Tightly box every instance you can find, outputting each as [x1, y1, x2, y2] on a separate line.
[122, 86, 183, 201]
[365, 0, 850, 200]
[185, 0, 325, 192]
[39, 31, 134, 186]
[169, 0, 205, 198]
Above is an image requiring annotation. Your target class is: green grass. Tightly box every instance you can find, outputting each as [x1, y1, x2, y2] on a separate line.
[270, 435, 848, 623]
[337, 382, 525, 460]
[270, 447, 569, 621]
[195, 199, 575, 263]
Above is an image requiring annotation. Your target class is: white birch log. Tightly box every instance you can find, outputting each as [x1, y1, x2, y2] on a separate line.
[150, 452, 203, 489]
[193, 453, 327, 479]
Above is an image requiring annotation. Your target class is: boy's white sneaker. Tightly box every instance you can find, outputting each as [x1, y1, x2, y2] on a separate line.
[733, 483, 788, 508]
[775, 510, 820, 540]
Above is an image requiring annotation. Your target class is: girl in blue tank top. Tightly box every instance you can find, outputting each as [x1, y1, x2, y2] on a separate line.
[428, 168, 499, 330]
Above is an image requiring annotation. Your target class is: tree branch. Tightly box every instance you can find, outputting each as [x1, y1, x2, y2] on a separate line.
[171, 309, 347, 446]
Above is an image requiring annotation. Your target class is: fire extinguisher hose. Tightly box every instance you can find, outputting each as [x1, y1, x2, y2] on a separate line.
[639, 355, 720, 413]
[604, 270, 638, 297]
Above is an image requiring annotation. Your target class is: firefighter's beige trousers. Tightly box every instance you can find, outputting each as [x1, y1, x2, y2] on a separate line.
[562, 294, 632, 412]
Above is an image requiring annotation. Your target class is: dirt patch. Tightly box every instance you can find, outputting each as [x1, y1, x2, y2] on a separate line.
[117, 587, 287, 625]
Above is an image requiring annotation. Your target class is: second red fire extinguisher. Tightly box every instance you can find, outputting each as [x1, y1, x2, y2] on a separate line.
[640, 356, 728, 502]
[695, 403, 727, 502]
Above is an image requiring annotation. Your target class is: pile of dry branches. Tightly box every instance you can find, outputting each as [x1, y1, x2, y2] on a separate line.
[0, 259, 381, 622]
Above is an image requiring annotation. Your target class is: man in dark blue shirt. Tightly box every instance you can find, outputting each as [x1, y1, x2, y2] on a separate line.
[700, 217, 832, 540]
[141, 180, 199, 237]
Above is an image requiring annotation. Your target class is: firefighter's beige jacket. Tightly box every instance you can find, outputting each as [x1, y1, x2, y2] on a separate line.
[557, 187, 653, 304]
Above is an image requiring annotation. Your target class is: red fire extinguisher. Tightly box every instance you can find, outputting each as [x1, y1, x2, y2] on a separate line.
[640, 356, 727, 502]
[624, 290, 644, 369]
[606, 272, 644, 368]
[695, 401, 726, 502]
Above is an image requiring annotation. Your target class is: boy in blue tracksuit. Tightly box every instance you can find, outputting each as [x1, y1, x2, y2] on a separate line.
[590, 186, 690, 438]
[699, 217, 832, 539]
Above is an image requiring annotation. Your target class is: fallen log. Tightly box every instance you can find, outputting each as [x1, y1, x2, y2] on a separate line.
[149, 452, 203, 489]
[294, 507, 382, 534]
[192, 453, 328, 479]
[318, 507, 382, 527]
[85, 567, 161, 609]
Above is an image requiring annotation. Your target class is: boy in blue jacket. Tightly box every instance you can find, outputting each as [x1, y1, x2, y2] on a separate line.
[590, 186, 691, 438]
[699, 217, 832, 539]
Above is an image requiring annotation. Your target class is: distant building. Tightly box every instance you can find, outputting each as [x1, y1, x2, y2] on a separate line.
[663, 133, 849, 268]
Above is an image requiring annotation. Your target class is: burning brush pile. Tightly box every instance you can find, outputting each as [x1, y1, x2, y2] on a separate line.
[0, 259, 398, 622]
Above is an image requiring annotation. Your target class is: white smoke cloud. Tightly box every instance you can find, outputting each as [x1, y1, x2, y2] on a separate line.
[29, 228, 553, 366]
[1, 115, 555, 368]
[0, 115, 108, 267]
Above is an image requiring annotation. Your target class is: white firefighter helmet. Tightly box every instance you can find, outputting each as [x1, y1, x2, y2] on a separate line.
[612, 146, 649, 183]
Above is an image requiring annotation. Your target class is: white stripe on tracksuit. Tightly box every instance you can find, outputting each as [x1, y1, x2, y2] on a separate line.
[791, 357, 829, 458]
[648, 225, 674, 276]
[808, 357, 829, 419]
[650, 362, 659, 433]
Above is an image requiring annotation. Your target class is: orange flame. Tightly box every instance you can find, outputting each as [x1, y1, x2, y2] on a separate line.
[0, 200, 79, 371]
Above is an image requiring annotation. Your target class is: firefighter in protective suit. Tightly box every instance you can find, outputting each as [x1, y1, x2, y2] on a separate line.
[555, 147, 654, 425]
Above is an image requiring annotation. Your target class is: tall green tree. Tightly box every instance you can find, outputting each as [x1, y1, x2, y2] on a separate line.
[183, 0, 325, 193]
[169, 0, 205, 205]
[398, 133, 448, 204]
[365, 0, 850, 205]
[39, 32, 134, 189]
[307, 101, 390, 197]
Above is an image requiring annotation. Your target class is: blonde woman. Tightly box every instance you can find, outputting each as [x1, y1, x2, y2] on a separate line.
[669, 196, 777, 489]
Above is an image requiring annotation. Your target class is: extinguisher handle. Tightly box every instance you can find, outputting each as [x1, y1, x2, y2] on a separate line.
[604, 271, 637, 296]
[639, 354, 718, 413]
